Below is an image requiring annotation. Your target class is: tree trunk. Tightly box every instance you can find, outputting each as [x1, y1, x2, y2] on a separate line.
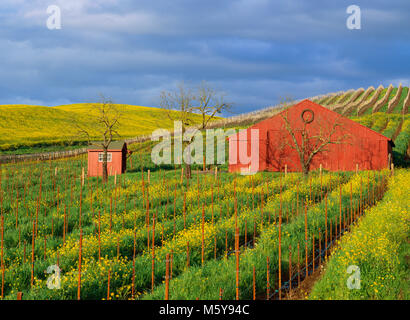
[302, 163, 309, 177]
[183, 127, 192, 180]
[185, 141, 192, 179]
[185, 163, 191, 180]
[102, 148, 108, 183]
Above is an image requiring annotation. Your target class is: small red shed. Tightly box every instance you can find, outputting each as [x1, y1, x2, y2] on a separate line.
[229, 99, 394, 173]
[87, 141, 128, 177]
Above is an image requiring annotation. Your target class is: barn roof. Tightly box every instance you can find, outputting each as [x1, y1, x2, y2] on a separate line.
[301, 100, 393, 143]
[234, 99, 394, 146]
[87, 140, 126, 151]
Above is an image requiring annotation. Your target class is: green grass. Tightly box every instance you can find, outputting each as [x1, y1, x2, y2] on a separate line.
[0, 123, 406, 300]
[142, 171, 387, 299]
[381, 115, 404, 139]
[392, 118, 410, 166]
[310, 169, 410, 300]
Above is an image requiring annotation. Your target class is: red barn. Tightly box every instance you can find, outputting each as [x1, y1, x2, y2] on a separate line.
[87, 141, 128, 177]
[229, 99, 394, 173]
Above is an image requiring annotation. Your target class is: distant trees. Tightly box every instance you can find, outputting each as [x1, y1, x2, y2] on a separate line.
[159, 81, 231, 178]
[195, 81, 232, 129]
[160, 82, 196, 179]
[75, 95, 122, 183]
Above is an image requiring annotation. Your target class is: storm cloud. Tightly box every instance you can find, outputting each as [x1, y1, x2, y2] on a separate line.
[0, 0, 409, 114]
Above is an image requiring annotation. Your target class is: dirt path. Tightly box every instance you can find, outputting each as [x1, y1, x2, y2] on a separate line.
[283, 264, 325, 300]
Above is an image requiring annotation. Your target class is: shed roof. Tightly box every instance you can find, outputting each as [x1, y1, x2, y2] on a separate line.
[87, 141, 126, 151]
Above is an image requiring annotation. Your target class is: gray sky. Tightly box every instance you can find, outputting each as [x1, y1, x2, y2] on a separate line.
[0, 0, 409, 115]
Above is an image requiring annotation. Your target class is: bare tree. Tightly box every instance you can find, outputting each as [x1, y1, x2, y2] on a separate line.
[160, 82, 196, 179]
[194, 81, 232, 129]
[279, 111, 351, 176]
[277, 96, 295, 111]
[76, 95, 122, 183]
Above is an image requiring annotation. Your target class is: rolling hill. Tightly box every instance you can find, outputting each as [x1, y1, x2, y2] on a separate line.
[311, 84, 409, 166]
[0, 103, 212, 152]
[1, 85, 409, 165]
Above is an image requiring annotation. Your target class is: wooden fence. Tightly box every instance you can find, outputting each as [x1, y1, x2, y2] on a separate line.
[0, 135, 152, 164]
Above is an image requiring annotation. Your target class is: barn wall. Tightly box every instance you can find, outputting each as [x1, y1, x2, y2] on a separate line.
[229, 100, 391, 173]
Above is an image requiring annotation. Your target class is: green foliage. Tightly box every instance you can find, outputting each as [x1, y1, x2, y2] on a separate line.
[143, 171, 385, 300]
[393, 118, 410, 167]
[310, 170, 410, 300]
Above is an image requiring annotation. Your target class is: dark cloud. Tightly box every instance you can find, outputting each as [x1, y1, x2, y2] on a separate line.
[0, 0, 409, 114]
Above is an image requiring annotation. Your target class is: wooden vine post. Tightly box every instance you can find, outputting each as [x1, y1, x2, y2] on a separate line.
[304, 202, 308, 279]
[1, 214, 4, 299]
[339, 184, 342, 235]
[312, 233, 315, 271]
[132, 230, 136, 299]
[253, 266, 256, 300]
[297, 242, 300, 286]
[186, 241, 190, 268]
[235, 227, 240, 300]
[31, 219, 35, 287]
[350, 182, 353, 225]
[77, 229, 83, 300]
[183, 193, 186, 229]
[289, 245, 292, 291]
[278, 198, 282, 300]
[318, 229, 322, 265]
[152, 212, 156, 293]
[201, 205, 205, 265]
[165, 253, 170, 300]
[107, 269, 111, 300]
[325, 194, 328, 258]
[266, 256, 270, 299]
